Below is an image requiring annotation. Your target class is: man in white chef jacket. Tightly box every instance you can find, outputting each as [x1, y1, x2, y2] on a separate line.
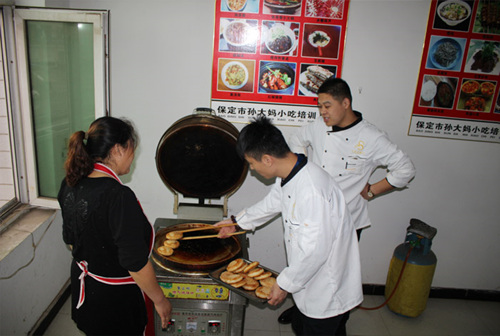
[280, 76, 416, 326]
[217, 117, 363, 335]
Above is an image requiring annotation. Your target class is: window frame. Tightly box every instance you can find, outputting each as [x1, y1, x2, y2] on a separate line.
[11, 7, 109, 208]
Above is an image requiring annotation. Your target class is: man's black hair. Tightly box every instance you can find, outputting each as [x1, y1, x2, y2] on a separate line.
[236, 116, 290, 160]
[317, 77, 353, 104]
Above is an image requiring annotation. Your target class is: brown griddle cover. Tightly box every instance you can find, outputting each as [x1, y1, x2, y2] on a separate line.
[155, 112, 247, 199]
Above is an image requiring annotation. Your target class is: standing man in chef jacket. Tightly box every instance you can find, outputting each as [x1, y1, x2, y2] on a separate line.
[217, 117, 363, 336]
[278, 77, 416, 325]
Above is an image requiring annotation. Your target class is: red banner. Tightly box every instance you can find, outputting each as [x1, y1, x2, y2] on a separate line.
[409, 0, 500, 143]
[211, 0, 350, 126]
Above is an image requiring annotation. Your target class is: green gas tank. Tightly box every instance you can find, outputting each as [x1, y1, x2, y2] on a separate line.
[385, 219, 437, 317]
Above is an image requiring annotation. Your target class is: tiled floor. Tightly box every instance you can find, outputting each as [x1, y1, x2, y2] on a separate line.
[44, 295, 500, 335]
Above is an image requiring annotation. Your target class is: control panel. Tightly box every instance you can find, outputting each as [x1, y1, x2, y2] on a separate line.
[155, 308, 229, 336]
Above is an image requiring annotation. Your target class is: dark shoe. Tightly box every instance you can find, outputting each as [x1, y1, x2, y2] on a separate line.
[278, 305, 298, 324]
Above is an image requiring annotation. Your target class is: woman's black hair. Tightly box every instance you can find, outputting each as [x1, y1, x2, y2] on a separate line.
[64, 116, 137, 186]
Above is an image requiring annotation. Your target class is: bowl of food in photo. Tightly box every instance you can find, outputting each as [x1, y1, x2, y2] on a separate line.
[264, 0, 302, 14]
[461, 80, 480, 96]
[221, 61, 248, 90]
[435, 81, 455, 108]
[464, 96, 486, 111]
[265, 24, 297, 55]
[437, 0, 471, 26]
[429, 38, 462, 70]
[223, 20, 252, 48]
[226, 0, 247, 11]
[259, 63, 295, 93]
[480, 81, 495, 98]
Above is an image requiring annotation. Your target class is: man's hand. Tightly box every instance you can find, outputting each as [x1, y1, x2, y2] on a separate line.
[267, 283, 288, 306]
[215, 219, 237, 238]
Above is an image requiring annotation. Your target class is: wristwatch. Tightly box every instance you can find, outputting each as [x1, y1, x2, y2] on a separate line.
[367, 185, 375, 198]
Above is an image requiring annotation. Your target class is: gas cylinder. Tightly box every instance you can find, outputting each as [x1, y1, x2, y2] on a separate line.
[385, 218, 437, 317]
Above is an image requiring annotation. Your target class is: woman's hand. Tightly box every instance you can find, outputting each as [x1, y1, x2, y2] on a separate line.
[129, 261, 172, 328]
[154, 296, 172, 330]
[215, 219, 237, 238]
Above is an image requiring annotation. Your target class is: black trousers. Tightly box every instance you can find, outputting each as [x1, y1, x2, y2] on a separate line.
[292, 309, 350, 336]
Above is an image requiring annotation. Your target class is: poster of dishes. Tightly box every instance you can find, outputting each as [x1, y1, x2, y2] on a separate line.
[211, 0, 350, 126]
[409, 0, 500, 143]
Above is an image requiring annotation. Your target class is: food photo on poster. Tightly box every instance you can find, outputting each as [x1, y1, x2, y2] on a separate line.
[263, 0, 302, 15]
[261, 21, 300, 56]
[419, 75, 458, 108]
[217, 58, 255, 93]
[304, 0, 346, 19]
[220, 0, 260, 13]
[433, 0, 473, 32]
[473, 0, 500, 35]
[425, 35, 466, 71]
[302, 23, 341, 59]
[495, 91, 500, 113]
[457, 79, 497, 112]
[298, 63, 337, 96]
[219, 18, 259, 53]
[258, 61, 296, 95]
[464, 40, 500, 75]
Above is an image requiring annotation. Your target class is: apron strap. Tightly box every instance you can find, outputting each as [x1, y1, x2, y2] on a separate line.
[76, 260, 136, 309]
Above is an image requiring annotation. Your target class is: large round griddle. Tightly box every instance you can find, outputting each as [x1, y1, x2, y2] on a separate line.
[152, 223, 241, 274]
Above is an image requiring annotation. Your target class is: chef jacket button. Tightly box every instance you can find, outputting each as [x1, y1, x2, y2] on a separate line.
[324, 150, 327, 153]
[341, 157, 344, 160]
[345, 138, 349, 141]
[339, 174, 342, 176]
[322, 165, 325, 168]
[288, 195, 291, 198]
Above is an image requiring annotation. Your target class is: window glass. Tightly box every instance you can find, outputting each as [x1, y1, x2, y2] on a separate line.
[26, 21, 96, 198]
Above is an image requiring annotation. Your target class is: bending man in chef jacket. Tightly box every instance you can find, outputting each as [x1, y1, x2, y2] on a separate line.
[217, 116, 362, 336]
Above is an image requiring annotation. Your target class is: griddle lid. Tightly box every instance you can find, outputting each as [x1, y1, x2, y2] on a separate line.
[155, 108, 247, 199]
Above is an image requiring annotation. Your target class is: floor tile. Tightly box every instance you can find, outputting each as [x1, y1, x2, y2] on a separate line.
[43, 295, 500, 336]
[379, 298, 493, 336]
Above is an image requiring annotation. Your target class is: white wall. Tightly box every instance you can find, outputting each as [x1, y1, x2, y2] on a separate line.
[43, 0, 500, 291]
[0, 209, 70, 335]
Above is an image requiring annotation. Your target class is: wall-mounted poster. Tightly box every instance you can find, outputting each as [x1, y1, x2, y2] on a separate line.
[211, 0, 350, 126]
[409, 0, 500, 143]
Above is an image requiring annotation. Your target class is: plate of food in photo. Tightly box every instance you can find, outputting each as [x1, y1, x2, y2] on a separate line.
[221, 61, 249, 90]
[465, 41, 500, 75]
[308, 31, 330, 48]
[298, 65, 335, 96]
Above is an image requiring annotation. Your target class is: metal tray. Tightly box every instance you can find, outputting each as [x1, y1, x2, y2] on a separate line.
[208, 258, 279, 304]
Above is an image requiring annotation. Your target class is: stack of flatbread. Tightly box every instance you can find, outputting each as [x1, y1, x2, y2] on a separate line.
[219, 258, 277, 299]
[300, 65, 334, 93]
